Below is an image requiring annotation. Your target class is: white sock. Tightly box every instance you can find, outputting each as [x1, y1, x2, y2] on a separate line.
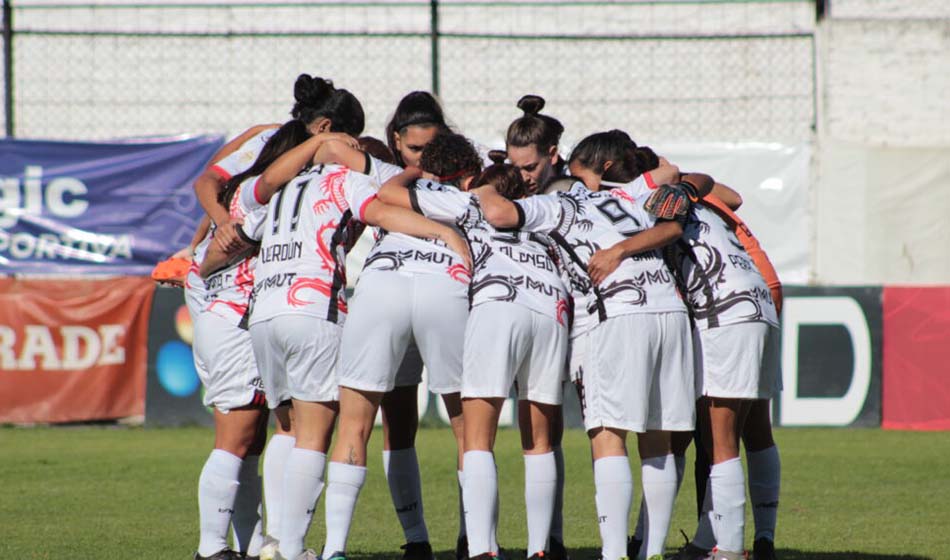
[640, 454, 678, 559]
[457, 470, 467, 539]
[594, 456, 632, 560]
[278, 449, 327, 559]
[322, 462, 367, 556]
[692, 484, 716, 550]
[747, 445, 780, 542]
[383, 448, 429, 543]
[710, 458, 746, 554]
[262, 433, 295, 539]
[551, 445, 565, 542]
[636, 455, 685, 543]
[524, 452, 557, 555]
[463, 450, 497, 556]
[197, 449, 242, 557]
[232, 455, 264, 556]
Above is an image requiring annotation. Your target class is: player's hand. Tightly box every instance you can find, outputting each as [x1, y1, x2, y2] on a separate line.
[443, 230, 473, 273]
[588, 246, 624, 286]
[214, 217, 246, 253]
[643, 183, 695, 220]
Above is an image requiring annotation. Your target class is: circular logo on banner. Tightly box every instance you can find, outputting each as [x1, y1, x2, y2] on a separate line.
[156, 339, 200, 397]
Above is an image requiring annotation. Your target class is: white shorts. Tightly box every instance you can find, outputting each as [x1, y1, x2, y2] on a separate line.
[568, 329, 592, 383]
[581, 312, 695, 433]
[249, 314, 341, 407]
[462, 302, 568, 405]
[192, 311, 264, 412]
[338, 271, 467, 394]
[695, 322, 782, 400]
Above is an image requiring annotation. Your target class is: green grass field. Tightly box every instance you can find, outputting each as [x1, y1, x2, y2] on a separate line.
[2, 426, 948, 559]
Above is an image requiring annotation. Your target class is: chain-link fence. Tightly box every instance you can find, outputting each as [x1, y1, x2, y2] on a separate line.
[3, 0, 817, 147]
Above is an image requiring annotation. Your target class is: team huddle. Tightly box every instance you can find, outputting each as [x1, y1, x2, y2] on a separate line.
[171, 74, 783, 560]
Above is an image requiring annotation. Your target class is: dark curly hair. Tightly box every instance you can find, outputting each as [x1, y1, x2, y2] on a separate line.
[419, 132, 483, 188]
[568, 129, 659, 183]
[470, 163, 528, 200]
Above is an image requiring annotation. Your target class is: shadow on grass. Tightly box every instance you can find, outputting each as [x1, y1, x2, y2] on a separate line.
[347, 549, 934, 560]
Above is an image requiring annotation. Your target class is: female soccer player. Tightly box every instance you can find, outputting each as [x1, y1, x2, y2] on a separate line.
[315, 129, 479, 560]
[313, 92, 471, 560]
[582, 135, 781, 560]
[377, 135, 571, 560]
[479, 140, 712, 560]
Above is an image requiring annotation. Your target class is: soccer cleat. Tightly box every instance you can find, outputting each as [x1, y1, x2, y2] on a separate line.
[752, 538, 776, 560]
[401, 541, 435, 560]
[548, 537, 570, 560]
[195, 550, 242, 560]
[258, 536, 279, 560]
[322, 551, 347, 560]
[242, 555, 260, 560]
[710, 547, 748, 560]
[455, 536, 467, 560]
[670, 543, 713, 560]
[626, 536, 642, 558]
[528, 553, 545, 560]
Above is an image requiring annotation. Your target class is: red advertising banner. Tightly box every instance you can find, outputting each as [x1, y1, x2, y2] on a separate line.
[882, 287, 950, 431]
[0, 277, 154, 423]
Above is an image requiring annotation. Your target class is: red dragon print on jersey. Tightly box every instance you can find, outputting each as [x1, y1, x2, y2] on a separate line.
[555, 298, 570, 326]
[314, 221, 338, 276]
[312, 168, 350, 214]
[609, 188, 635, 203]
[446, 263, 472, 284]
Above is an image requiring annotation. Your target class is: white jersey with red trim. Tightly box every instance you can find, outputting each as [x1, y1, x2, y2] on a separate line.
[516, 181, 686, 335]
[413, 186, 570, 325]
[200, 180, 266, 324]
[240, 164, 379, 326]
[674, 204, 779, 330]
[210, 128, 277, 180]
[361, 178, 472, 285]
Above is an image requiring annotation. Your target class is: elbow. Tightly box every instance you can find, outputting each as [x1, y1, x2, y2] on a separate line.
[729, 192, 743, 211]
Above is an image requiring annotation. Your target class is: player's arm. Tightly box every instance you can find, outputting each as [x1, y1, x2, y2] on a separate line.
[313, 138, 369, 171]
[709, 182, 743, 210]
[170, 215, 212, 260]
[362, 199, 472, 271]
[377, 167, 424, 209]
[589, 173, 711, 284]
[646, 157, 680, 187]
[255, 134, 359, 204]
[477, 187, 522, 229]
[194, 125, 279, 225]
[199, 226, 255, 279]
[587, 221, 684, 286]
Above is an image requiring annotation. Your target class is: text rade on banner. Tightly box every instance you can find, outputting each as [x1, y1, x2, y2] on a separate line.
[0, 278, 155, 424]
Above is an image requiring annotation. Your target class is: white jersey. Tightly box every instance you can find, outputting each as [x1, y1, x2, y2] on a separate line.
[201, 180, 267, 324]
[674, 204, 780, 330]
[241, 164, 379, 326]
[414, 186, 570, 324]
[516, 181, 686, 335]
[362, 178, 472, 285]
[603, 172, 655, 199]
[210, 128, 277, 180]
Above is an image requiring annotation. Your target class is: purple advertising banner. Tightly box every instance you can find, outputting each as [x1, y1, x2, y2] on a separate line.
[0, 135, 224, 275]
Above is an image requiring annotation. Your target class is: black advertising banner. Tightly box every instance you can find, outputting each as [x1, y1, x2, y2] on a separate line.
[776, 286, 883, 427]
[145, 286, 213, 427]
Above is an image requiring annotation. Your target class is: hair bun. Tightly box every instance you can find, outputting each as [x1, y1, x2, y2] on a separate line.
[294, 74, 335, 104]
[517, 94, 546, 116]
[487, 149, 508, 165]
